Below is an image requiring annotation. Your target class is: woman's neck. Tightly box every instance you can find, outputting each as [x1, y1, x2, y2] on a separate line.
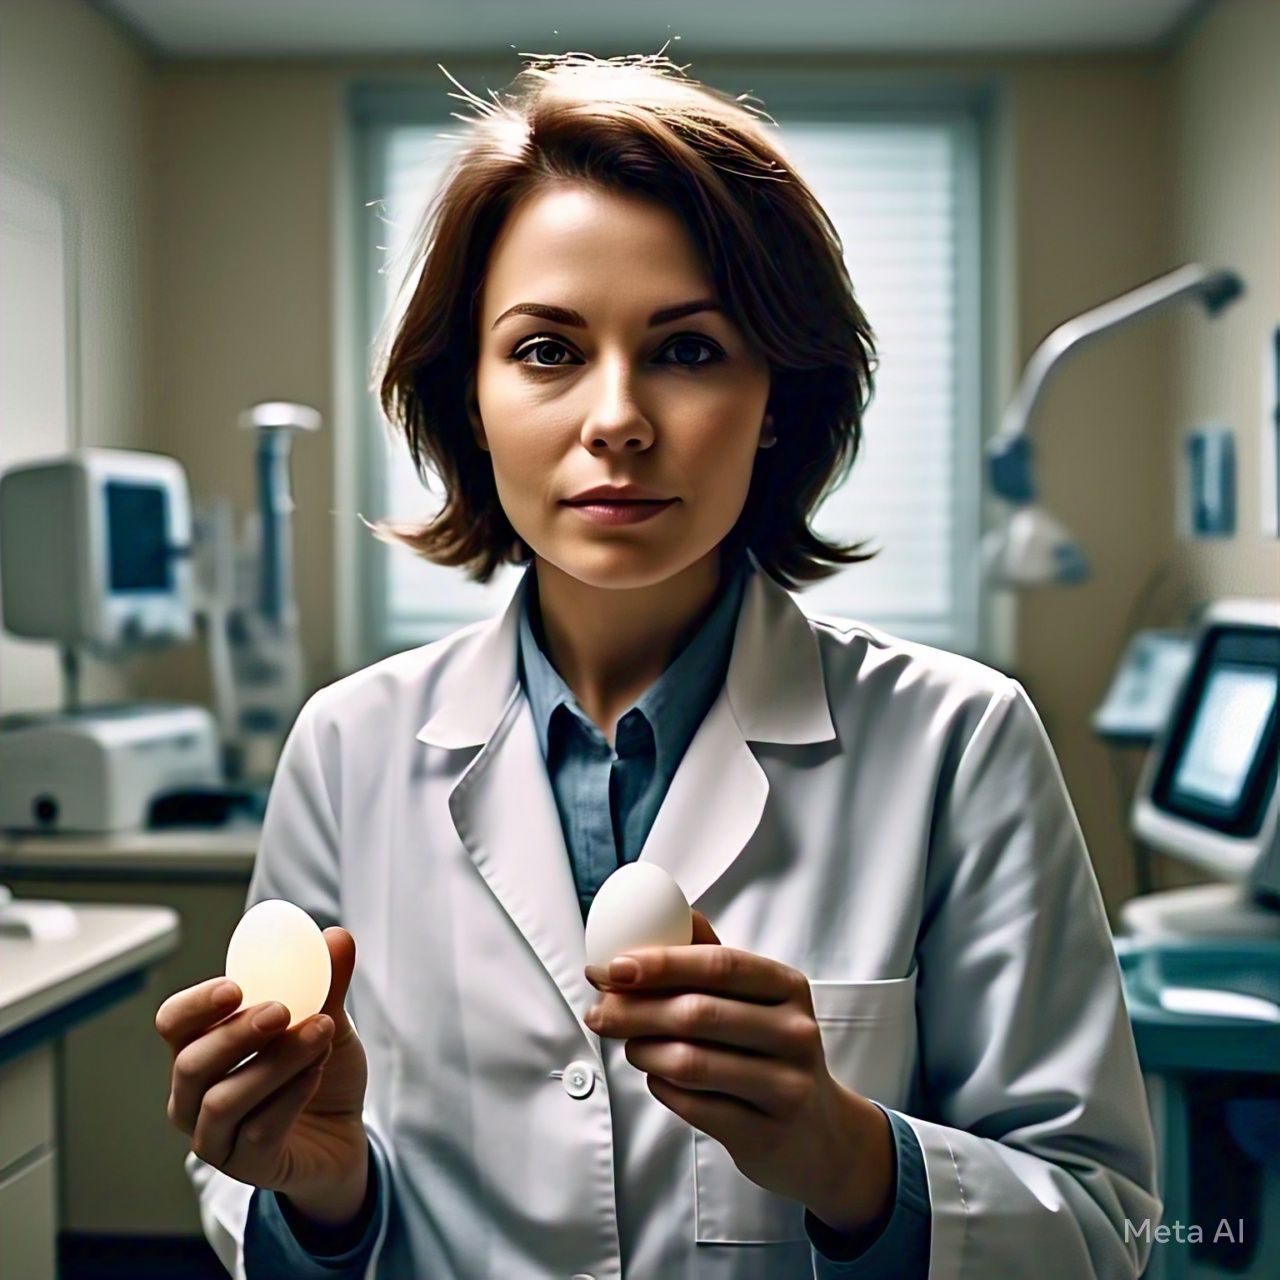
[530, 549, 728, 739]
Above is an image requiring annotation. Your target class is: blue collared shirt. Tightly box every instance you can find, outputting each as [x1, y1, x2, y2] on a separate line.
[244, 551, 930, 1277]
[518, 551, 751, 918]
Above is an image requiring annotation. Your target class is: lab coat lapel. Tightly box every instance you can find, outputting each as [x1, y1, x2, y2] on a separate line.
[413, 556, 836, 1033]
[452, 696, 595, 1030]
[638, 554, 837, 905]
[415, 570, 595, 1036]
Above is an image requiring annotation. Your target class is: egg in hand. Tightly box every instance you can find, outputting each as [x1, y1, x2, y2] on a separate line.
[585, 862, 693, 967]
[224, 898, 331, 1030]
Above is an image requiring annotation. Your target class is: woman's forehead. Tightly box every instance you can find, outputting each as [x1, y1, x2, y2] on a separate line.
[480, 186, 715, 324]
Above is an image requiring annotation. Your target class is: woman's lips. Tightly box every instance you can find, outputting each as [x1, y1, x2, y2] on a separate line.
[561, 498, 678, 526]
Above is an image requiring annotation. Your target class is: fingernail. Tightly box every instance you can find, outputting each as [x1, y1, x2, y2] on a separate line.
[302, 1018, 330, 1046]
[213, 980, 239, 1005]
[608, 957, 640, 984]
[253, 1004, 288, 1030]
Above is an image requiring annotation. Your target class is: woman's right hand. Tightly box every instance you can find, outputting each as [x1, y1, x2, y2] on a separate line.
[155, 926, 371, 1218]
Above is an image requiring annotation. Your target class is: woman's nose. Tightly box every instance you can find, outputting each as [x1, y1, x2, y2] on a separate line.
[579, 357, 654, 451]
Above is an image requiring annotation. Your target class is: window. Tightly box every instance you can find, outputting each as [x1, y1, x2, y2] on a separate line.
[347, 78, 984, 662]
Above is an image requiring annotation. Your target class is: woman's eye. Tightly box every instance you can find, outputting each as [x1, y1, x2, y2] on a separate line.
[513, 338, 577, 368]
[510, 334, 724, 371]
[658, 335, 722, 368]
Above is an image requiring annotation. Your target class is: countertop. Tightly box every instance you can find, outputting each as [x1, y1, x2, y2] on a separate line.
[0, 824, 260, 877]
[0, 903, 181, 1043]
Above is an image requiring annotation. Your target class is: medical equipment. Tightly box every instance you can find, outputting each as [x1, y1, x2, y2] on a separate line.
[1093, 629, 1197, 746]
[1116, 600, 1280, 1280]
[0, 703, 221, 833]
[196, 401, 318, 785]
[1157, 983, 1280, 1023]
[1116, 935, 1280, 1280]
[1132, 600, 1279, 892]
[0, 450, 223, 831]
[983, 264, 1244, 588]
[0, 449, 195, 662]
[0, 403, 320, 831]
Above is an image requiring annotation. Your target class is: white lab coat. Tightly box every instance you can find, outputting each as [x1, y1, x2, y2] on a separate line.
[187, 557, 1161, 1279]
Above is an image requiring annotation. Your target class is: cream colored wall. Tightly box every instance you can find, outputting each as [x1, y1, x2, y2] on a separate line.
[0, 0, 152, 710]
[1152, 0, 1280, 895]
[1001, 60, 1178, 919]
[1170, 0, 1279, 596]
[143, 65, 344, 702]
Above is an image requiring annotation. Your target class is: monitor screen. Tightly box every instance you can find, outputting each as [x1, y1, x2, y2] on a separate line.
[1172, 664, 1278, 808]
[106, 480, 171, 592]
[1151, 624, 1280, 839]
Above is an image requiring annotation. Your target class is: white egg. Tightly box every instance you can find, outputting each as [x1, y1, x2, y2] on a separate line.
[585, 862, 692, 968]
[225, 899, 332, 1031]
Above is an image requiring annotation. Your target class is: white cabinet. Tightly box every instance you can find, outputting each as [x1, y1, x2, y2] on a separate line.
[0, 901, 181, 1273]
[0, 1043, 56, 1280]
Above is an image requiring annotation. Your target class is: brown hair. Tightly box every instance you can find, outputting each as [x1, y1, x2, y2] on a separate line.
[373, 51, 879, 589]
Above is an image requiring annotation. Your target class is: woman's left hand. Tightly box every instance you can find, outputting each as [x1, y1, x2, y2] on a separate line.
[583, 910, 895, 1238]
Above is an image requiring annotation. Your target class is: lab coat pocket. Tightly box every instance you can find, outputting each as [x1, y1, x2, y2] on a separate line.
[809, 966, 919, 1108]
[692, 968, 919, 1245]
[693, 1129, 808, 1244]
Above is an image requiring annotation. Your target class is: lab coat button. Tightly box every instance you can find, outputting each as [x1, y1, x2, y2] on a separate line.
[562, 1059, 595, 1098]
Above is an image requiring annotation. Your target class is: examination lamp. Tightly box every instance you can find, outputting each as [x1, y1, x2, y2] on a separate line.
[982, 264, 1244, 588]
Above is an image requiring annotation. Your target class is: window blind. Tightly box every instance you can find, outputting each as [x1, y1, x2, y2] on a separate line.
[356, 102, 981, 657]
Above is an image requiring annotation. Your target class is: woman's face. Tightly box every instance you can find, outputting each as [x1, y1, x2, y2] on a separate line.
[470, 183, 772, 590]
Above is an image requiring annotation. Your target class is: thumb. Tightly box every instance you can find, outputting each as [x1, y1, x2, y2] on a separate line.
[691, 909, 721, 945]
[320, 926, 357, 1037]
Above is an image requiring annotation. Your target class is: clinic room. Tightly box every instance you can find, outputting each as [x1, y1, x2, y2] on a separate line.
[1, 0, 1278, 1277]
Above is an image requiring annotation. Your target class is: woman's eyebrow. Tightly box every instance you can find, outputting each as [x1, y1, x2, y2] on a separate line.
[491, 298, 721, 331]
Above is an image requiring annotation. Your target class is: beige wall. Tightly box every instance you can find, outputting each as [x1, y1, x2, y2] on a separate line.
[0, 0, 152, 709]
[8, 3, 1272, 926]
[144, 65, 344, 698]
[1169, 0, 1279, 597]
[1000, 59, 1178, 919]
[1150, 0, 1280, 895]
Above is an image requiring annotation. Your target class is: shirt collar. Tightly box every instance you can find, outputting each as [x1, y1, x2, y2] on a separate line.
[518, 549, 752, 766]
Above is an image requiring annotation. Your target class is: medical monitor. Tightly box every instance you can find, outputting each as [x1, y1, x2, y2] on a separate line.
[0, 449, 194, 657]
[1133, 600, 1280, 898]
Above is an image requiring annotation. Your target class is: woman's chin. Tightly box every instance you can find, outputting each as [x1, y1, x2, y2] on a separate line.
[538, 542, 690, 591]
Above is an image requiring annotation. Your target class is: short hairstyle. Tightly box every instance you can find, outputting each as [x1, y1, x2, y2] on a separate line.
[373, 51, 879, 589]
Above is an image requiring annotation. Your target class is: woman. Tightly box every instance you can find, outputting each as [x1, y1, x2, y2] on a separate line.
[156, 53, 1161, 1279]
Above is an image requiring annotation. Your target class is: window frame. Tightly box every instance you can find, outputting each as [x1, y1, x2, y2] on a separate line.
[342, 70, 996, 669]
